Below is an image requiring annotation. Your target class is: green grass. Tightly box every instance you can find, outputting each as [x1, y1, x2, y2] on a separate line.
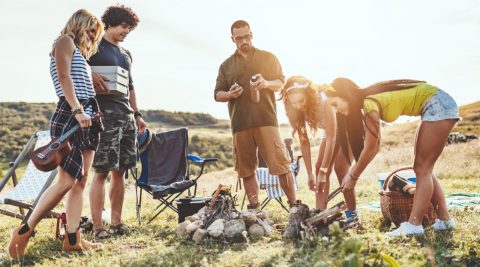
[1, 130, 479, 266]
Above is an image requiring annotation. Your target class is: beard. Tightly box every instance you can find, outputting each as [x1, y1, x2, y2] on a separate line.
[239, 43, 251, 53]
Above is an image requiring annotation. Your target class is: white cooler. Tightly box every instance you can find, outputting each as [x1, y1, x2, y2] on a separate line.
[91, 66, 129, 95]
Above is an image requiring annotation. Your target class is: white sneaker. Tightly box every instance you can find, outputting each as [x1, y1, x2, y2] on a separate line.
[385, 222, 424, 237]
[431, 218, 456, 231]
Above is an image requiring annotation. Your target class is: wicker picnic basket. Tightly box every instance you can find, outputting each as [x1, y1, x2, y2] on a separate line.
[379, 167, 436, 227]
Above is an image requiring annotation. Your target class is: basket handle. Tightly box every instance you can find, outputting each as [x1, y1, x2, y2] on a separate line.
[382, 166, 414, 191]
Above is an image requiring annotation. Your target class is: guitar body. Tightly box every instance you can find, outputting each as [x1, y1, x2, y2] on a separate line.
[31, 137, 72, 172]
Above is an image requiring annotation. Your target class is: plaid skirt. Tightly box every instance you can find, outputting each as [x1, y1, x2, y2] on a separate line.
[50, 98, 101, 179]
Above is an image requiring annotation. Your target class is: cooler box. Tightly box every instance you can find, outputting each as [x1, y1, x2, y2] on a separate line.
[91, 66, 129, 95]
[175, 196, 212, 223]
[376, 170, 416, 188]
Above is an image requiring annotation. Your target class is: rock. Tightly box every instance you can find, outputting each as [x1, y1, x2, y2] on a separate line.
[192, 229, 208, 243]
[196, 207, 207, 217]
[240, 210, 258, 225]
[256, 218, 272, 236]
[185, 215, 200, 222]
[255, 210, 268, 220]
[283, 203, 310, 239]
[207, 219, 224, 238]
[186, 220, 203, 234]
[176, 220, 191, 239]
[224, 219, 246, 239]
[248, 224, 265, 238]
[229, 211, 240, 220]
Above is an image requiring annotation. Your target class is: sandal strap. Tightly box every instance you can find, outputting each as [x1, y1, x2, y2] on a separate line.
[94, 227, 109, 237]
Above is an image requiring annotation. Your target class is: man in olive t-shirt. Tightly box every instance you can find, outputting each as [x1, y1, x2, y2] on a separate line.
[214, 20, 297, 209]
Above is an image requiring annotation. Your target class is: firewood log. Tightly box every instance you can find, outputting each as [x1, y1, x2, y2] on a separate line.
[304, 201, 346, 226]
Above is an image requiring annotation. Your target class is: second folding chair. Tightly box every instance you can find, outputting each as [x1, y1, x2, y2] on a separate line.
[133, 128, 217, 224]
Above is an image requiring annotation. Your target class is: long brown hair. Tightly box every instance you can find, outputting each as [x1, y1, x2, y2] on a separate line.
[280, 75, 322, 139]
[327, 78, 425, 161]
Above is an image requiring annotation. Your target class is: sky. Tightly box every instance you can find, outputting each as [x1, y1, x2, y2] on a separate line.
[1, 0, 479, 123]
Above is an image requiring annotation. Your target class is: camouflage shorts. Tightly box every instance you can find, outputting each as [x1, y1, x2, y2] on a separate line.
[93, 110, 137, 173]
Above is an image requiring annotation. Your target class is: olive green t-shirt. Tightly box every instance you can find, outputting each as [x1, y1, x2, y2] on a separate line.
[214, 48, 285, 133]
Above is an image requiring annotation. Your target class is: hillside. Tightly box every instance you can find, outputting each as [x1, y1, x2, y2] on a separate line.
[0, 102, 221, 166]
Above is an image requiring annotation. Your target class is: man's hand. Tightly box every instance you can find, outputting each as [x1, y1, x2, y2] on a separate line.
[135, 116, 147, 135]
[308, 173, 316, 191]
[341, 172, 358, 192]
[251, 74, 267, 91]
[228, 83, 244, 99]
[92, 73, 109, 93]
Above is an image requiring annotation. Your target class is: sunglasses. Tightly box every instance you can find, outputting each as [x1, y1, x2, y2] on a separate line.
[232, 34, 252, 42]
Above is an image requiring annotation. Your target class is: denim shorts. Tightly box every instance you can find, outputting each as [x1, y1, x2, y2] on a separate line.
[421, 89, 461, 122]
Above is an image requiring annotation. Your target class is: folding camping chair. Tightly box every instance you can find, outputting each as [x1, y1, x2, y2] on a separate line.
[0, 131, 60, 224]
[239, 156, 302, 212]
[133, 128, 218, 224]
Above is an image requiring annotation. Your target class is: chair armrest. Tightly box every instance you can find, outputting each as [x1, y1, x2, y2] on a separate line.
[187, 154, 218, 164]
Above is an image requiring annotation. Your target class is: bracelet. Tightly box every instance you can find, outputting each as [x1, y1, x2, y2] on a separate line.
[319, 167, 328, 174]
[134, 111, 143, 118]
[72, 107, 84, 116]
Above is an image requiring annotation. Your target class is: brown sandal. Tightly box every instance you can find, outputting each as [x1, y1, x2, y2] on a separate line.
[94, 227, 111, 240]
[110, 224, 126, 236]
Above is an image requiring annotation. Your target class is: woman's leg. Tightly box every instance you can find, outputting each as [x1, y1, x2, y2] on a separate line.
[26, 169, 75, 229]
[410, 120, 456, 225]
[65, 150, 94, 233]
[334, 152, 355, 211]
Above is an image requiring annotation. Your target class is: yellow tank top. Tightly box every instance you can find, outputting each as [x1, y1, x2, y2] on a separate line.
[363, 83, 438, 122]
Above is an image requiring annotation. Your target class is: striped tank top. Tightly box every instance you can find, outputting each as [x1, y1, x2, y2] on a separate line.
[50, 47, 95, 100]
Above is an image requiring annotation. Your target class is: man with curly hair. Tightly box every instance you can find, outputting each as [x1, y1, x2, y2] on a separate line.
[88, 5, 146, 239]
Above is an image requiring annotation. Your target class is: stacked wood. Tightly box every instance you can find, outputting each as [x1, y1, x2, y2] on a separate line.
[176, 184, 274, 243]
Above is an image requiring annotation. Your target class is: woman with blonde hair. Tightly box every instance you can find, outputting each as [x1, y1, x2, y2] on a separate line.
[281, 75, 359, 223]
[8, 9, 104, 259]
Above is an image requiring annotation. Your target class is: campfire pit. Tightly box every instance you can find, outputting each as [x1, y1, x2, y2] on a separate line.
[176, 184, 274, 243]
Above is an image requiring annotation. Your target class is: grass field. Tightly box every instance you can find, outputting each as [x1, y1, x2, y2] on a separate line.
[1, 117, 479, 266]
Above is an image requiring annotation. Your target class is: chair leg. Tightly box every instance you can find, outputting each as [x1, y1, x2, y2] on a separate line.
[136, 187, 143, 225]
[275, 198, 289, 212]
[260, 198, 272, 210]
[241, 192, 246, 210]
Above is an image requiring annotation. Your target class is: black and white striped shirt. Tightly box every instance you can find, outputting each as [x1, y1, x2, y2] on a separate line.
[50, 47, 95, 100]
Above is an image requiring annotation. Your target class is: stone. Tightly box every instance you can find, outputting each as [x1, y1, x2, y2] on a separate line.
[248, 224, 265, 238]
[176, 220, 191, 239]
[240, 210, 258, 225]
[196, 207, 207, 217]
[224, 219, 246, 239]
[192, 229, 208, 243]
[256, 218, 272, 237]
[185, 215, 200, 222]
[255, 210, 268, 220]
[186, 220, 203, 234]
[207, 219, 224, 238]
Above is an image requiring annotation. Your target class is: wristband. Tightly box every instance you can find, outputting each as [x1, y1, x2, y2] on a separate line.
[72, 107, 84, 116]
[134, 111, 143, 118]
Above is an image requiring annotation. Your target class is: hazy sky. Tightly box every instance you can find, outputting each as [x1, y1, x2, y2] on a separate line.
[1, 0, 479, 123]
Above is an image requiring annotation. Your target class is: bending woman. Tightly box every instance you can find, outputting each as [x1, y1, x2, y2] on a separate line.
[281, 76, 358, 223]
[327, 78, 459, 237]
[8, 9, 104, 259]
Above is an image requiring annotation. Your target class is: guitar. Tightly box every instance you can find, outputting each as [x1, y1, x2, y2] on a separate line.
[31, 113, 102, 172]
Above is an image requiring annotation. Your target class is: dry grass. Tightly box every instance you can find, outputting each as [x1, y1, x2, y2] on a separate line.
[1, 120, 479, 266]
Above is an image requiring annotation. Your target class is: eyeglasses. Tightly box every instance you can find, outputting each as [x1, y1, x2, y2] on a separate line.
[232, 34, 252, 42]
